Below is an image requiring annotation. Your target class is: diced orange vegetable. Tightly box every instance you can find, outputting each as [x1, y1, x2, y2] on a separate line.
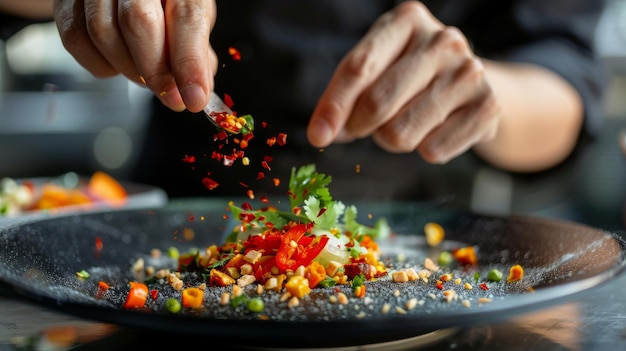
[98, 281, 110, 290]
[304, 261, 326, 288]
[88, 171, 127, 204]
[452, 246, 478, 265]
[507, 264, 524, 282]
[424, 222, 445, 247]
[123, 282, 148, 309]
[181, 287, 204, 309]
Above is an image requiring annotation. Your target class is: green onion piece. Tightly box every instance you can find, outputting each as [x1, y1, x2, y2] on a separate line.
[165, 298, 181, 313]
[351, 273, 366, 291]
[487, 268, 503, 282]
[473, 272, 480, 283]
[318, 277, 337, 288]
[76, 270, 90, 279]
[246, 297, 265, 313]
[231, 294, 248, 307]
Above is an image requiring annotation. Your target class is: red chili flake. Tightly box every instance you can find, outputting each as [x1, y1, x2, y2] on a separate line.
[188, 216, 195, 221]
[182, 155, 196, 163]
[240, 139, 249, 149]
[265, 222, 275, 229]
[317, 208, 327, 217]
[223, 155, 236, 167]
[277, 133, 287, 146]
[149, 289, 159, 300]
[228, 46, 241, 61]
[273, 178, 281, 187]
[239, 182, 249, 188]
[242, 202, 253, 211]
[261, 160, 271, 171]
[95, 237, 103, 251]
[223, 93, 234, 109]
[240, 213, 256, 222]
[215, 130, 229, 141]
[287, 190, 296, 199]
[202, 177, 219, 190]
[436, 282, 444, 290]
[293, 207, 302, 216]
[263, 155, 273, 163]
[247, 189, 255, 200]
[222, 214, 229, 220]
[98, 281, 110, 290]
[267, 136, 277, 147]
[211, 151, 224, 161]
[260, 196, 269, 204]
[257, 172, 265, 180]
[479, 283, 489, 291]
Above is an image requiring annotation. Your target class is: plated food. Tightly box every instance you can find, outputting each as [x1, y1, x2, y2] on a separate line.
[0, 171, 127, 216]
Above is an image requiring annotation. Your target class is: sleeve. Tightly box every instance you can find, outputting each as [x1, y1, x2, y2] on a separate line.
[442, 0, 609, 140]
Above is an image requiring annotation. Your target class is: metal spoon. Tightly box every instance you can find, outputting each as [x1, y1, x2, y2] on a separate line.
[203, 91, 238, 134]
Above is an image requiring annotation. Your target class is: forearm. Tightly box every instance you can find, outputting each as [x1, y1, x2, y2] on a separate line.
[0, 0, 53, 19]
[473, 59, 584, 173]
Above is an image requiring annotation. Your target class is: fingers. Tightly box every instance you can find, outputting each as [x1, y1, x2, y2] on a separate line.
[53, 0, 118, 78]
[53, 0, 216, 113]
[307, 1, 441, 148]
[164, 0, 215, 112]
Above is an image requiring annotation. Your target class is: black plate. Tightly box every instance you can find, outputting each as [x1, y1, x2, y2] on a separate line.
[0, 198, 625, 348]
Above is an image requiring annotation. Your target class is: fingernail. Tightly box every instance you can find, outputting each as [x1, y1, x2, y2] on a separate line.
[181, 84, 206, 111]
[308, 118, 334, 148]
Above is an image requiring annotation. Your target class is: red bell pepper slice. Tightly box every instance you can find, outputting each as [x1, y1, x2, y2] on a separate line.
[276, 224, 329, 272]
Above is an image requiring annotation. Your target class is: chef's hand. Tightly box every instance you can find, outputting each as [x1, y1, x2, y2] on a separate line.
[307, 1, 498, 164]
[52, 0, 217, 113]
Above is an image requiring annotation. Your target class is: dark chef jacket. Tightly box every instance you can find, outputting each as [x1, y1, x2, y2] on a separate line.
[0, 0, 608, 200]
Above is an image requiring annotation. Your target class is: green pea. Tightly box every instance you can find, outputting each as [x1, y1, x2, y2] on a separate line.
[165, 298, 181, 313]
[487, 268, 503, 282]
[438, 251, 453, 266]
[167, 246, 180, 259]
[247, 297, 265, 313]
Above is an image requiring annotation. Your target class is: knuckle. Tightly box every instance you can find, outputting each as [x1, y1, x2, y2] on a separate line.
[396, 1, 430, 21]
[433, 26, 471, 56]
[168, 1, 208, 27]
[340, 47, 377, 82]
[118, 2, 161, 32]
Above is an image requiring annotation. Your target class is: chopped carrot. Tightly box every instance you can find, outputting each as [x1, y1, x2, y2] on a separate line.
[452, 246, 478, 265]
[507, 264, 524, 282]
[98, 281, 110, 290]
[123, 281, 148, 309]
[88, 171, 127, 203]
[305, 261, 326, 288]
[181, 287, 204, 309]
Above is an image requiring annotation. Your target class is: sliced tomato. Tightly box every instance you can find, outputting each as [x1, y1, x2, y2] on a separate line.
[276, 224, 329, 272]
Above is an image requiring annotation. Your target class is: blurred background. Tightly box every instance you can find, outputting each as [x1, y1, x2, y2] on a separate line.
[1, 0, 626, 230]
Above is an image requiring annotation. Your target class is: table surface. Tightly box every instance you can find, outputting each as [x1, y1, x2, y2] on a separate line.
[1, 117, 626, 351]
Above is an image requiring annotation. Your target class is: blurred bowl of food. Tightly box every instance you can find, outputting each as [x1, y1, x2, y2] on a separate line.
[0, 171, 167, 228]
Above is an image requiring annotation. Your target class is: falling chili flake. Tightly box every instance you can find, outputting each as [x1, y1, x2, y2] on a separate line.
[261, 161, 271, 171]
[240, 182, 249, 188]
[224, 93, 234, 109]
[261, 122, 268, 128]
[317, 208, 327, 217]
[273, 178, 281, 187]
[356, 164, 361, 173]
[277, 133, 287, 146]
[257, 172, 265, 180]
[267, 136, 277, 147]
[188, 216, 195, 221]
[247, 189, 255, 200]
[95, 237, 103, 251]
[182, 155, 196, 163]
[260, 196, 269, 204]
[228, 47, 241, 61]
[202, 177, 219, 190]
